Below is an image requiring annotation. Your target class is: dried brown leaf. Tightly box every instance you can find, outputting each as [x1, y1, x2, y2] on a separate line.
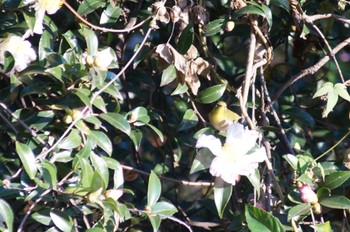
[192, 5, 207, 25]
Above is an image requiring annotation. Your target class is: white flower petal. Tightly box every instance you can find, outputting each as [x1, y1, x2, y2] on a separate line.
[33, 8, 45, 34]
[196, 134, 223, 157]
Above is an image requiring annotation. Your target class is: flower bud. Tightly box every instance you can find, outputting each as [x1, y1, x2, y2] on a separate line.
[94, 49, 114, 71]
[299, 184, 318, 204]
[225, 21, 235, 32]
[312, 202, 322, 214]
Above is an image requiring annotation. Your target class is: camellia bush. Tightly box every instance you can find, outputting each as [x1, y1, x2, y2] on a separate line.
[1, 0, 350, 231]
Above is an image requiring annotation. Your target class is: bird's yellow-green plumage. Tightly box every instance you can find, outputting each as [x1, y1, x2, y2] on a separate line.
[208, 101, 240, 131]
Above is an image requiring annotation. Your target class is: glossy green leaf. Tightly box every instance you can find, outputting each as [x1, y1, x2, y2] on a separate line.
[128, 106, 150, 126]
[214, 178, 232, 219]
[50, 210, 74, 232]
[177, 26, 194, 54]
[77, 0, 106, 16]
[322, 171, 350, 190]
[234, 3, 272, 30]
[283, 154, 299, 171]
[146, 123, 164, 143]
[88, 130, 113, 156]
[287, 203, 311, 221]
[319, 196, 350, 209]
[99, 112, 131, 135]
[92, 95, 107, 113]
[247, 169, 260, 198]
[41, 160, 58, 190]
[205, 19, 225, 36]
[148, 215, 161, 232]
[196, 84, 226, 104]
[160, 64, 177, 87]
[334, 83, 350, 102]
[31, 209, 52, 226]
[90, 153, 109, 189]
[57, 129, 82, 150]
[84, 28, 98, 56]
[312, 221, 332, 232]
[178, 109, 198, 131]
[74, 88, 91, 107]
[245, 204, 285, 232]
[147, 171, 161, 207]
[16, 142, 37, 180]
[171, 82, 188, 95]
[100, 5, 121, 24]
[0, 199, 14, 232]
[130, 128, 142, 150]
[39, 30, 53, 61]
[76, 155, 94, 188]
[151, 202, 178, 217]
[270, 0, 290, 11]
[3, 51, 14, 73]
[190, 148, 214, 174]
[103, 156, 124, 189]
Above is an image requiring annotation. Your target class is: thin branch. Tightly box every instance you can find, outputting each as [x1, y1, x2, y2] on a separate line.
[121, 164, 213, 187]
[63, 1, 152, 33]
[272, 36, 350, 103]
[315, 129, 350, 161]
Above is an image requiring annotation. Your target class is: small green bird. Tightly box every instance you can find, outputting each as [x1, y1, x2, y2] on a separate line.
[208, 101, 240, 131]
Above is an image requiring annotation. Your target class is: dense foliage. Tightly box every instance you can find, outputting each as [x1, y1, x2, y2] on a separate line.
[1, 0, 350, 231]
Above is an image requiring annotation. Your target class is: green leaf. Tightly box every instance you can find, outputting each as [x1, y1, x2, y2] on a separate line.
[130, 129, 142, 150]
[76, 155, 94, 188]
[0, 199, 14, 232]
[178, 109, 198, 131]
[146, 123, 164, 143]
[88, 130, 113, 156]
[205, 19, 225, 36]
[90, 153, 109, 189]
[147, 171, 161, 207]
[319, 195, 350, 209]
[92, 95, 107, 113]
[287, 203, 311, 221]
[99, 113, 131, 135]
[247, 169, 261, 198]
[322, 171, 350, 190]
[177, 26, 194, 54]
[38, 30, 53, 61]
[270, 0, 290, 11]
[171, 82, 188, 95]
[196, 84, 227, 104]
[312, 221, 332, 232]
[334, 83, 350, 102]
[245, 204, 285, 232]
[16, 142, 37, 180]
[234, 3, 272, 30]
[160, 65, 177, 87]
[151, 202, 178, 217]
[77, 0, 106, 16]
[57, 129, 82, 150]
[50, 210, 74, 232]
[148, 215, 161, 232]
[3, 51, 14, 73]
[283, 154, 299, 171]
[313, 82, 333, 98]
[31, 209, 52, 226]
[83, 28, 98, 56]
[128, 107, 150, 126]
[100, 5, 121, 24]
[41, 160, 58, 190]
[190, 148, 214, 174]
[214, 178, 232, 219]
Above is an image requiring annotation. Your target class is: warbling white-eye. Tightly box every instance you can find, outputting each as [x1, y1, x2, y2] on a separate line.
[208, 101, 240, 131]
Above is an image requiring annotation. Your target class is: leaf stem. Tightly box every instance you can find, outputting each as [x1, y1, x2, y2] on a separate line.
[315, 130, 350, 161]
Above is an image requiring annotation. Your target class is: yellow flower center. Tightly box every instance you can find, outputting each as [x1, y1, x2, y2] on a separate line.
[222, 143, 240, 163]
[38, 0, 64, 14]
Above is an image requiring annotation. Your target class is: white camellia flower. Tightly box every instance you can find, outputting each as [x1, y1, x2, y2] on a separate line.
[25, 0, 64, 34]
[196, 123, 266, 185]
[0, 35, 37, 72]
[93, 48, 115, 71]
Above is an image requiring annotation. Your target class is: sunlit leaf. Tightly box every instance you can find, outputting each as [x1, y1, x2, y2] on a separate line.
[178, 109, 198, 131]
[322, 171, 350, 190]
[287, 203, 311, 221]
[0, 199, 14, 232]
[147, 171, 161, 207]
[320, 195, 350, 209]
[99, 113, 131, 135]
[214, 178, 232, 219]
[196, 84, 226, 104]
[88, 130, 113, 156]
[16, 142, 37, 180]
[245, 204, 285, 232]
[50, 210, 74, 232]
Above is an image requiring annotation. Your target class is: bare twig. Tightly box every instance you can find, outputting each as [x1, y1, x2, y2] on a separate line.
[121, 164, 213, 187]
[63, 1, 152, 33]
[272, 36, 350, 103]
